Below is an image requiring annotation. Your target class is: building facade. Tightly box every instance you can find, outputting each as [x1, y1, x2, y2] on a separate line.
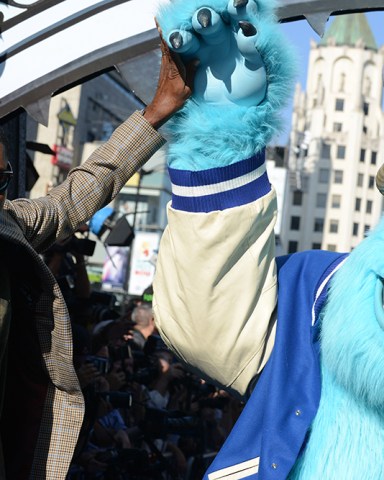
[281, 13, 384, 253]
[26, 54, 172, 293]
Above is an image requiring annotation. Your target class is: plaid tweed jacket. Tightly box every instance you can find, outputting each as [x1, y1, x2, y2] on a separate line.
[0, 111, 165, 479]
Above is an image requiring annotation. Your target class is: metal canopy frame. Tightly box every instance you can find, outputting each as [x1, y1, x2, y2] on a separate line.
[0, 0, 383, 123]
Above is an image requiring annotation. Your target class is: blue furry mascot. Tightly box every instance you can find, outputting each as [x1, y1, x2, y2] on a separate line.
[154, 1, 384, 479]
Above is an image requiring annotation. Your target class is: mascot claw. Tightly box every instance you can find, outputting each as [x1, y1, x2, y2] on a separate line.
[234, 0, 248, 7]
[164, 0, 266, 107]
[239, 21, 257, 37]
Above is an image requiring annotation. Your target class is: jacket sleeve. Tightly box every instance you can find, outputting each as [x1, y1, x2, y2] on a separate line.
[153, 154, 278, 399]
[5, 111, 165, 252]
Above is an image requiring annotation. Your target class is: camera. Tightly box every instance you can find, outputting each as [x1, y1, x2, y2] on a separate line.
[86, 291, 120, 324]
[99, 391, 134, 409]
[86, 355, 109, 374]
[144, 407, 203, 439]
[95, 447, 168, 477]
[66, 236, 96, 256]
[108, 341, 161, 386]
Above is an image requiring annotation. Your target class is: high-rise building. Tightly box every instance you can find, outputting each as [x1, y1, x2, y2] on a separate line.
[281, 13, 384, 253]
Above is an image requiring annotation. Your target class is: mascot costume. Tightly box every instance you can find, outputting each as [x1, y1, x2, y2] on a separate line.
[153, 1, 384, 479]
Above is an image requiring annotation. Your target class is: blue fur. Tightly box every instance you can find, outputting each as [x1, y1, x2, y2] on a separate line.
[157, 0, 297, 169]
[158, 0, 278, 34]
[289, 217, 384, 479]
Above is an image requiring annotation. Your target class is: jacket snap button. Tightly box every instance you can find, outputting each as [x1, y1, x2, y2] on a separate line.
[295, 409, 302, 416]
[272, 463, 278, 470]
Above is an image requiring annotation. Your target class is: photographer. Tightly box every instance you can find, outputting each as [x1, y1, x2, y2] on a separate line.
[43, 228, 93, 323]
[128, 303, 156, 350]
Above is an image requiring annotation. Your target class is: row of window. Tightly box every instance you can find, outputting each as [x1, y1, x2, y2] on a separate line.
[293, 175, 376, 208]
[311, 193, 373, 213]
[288, 241, 338, 254]
[321, 143, 377, 164]
[317, 169, 375, 187]
[288, 242, 331, 253]
[290, 216, 329, 232]
[335, 98, 369, 116]
[287, 223, 370, 254]
[360, 149, 377, 165]
[290, 217, 371, 236]
[327, 122, 376, 137]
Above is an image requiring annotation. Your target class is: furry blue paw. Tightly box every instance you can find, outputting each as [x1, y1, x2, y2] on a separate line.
[157, 0, 297, 170]
[165, 1, 267, 107]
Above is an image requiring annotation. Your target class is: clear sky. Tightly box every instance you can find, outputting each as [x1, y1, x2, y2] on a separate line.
[276, 11, 384, 145]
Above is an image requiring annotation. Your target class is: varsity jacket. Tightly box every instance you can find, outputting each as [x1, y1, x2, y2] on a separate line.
[204, 250, 347, 480]
[0, 111, 164, 479]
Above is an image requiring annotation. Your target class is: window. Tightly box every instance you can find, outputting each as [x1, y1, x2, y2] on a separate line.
[366, 200, 373, 214]
[334, 170, 343, 184]
[312, 243, 322, 250]
[288, 241, 298, 254]
[336, 146, 346, 159]
[357, 173, 364, 187]
[319, 168, 329, 183]
[321, 143, 331, 159]
[314, 218, 324, 232]
[290, 216, 301, 230]
[292, 190, 303, 206]
[363, 102, 369, 116]
[327, 244, 337, 252]
[368, 176, 375, 189]
[363, 126, 368, 135]
[360, 149, 366, 163]
[331, 194, 341, 208]
[352, 223, 359, 236]
[333, 123, 342, 132]
[329, 220, 339, 234]
[355, 198, 361, 211]
[316, 193, 327, 208]
[335, 98, 344, 111]
[371, 151, 377, 165]
[364, 225, 370, 236]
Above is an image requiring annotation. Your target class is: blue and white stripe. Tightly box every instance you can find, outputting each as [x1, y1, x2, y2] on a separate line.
[311, 255, 348, 326]
[168, 150, 270, 213]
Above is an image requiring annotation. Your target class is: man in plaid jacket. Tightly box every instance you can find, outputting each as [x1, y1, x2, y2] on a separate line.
[0, 34, 196, 479]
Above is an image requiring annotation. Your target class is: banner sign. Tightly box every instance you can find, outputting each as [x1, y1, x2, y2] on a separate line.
[128, 231, 160, 297]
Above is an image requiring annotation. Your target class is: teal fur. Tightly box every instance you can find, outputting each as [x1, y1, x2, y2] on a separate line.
[157, 0, 297, 169]
[158, 0, 277, 34]
[289, 217, 384, 479]
[288, 367, 384, 479]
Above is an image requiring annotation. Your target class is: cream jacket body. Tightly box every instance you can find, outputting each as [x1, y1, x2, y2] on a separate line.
[154, 156, 278, 398]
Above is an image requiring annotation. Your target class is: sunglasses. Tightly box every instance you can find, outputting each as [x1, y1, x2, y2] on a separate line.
[0, 162, 13, 193]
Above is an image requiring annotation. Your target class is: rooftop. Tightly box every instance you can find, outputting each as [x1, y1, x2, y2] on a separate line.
[319, 13, 377, 51]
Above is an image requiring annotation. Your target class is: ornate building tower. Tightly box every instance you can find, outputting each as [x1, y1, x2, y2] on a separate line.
[281, 13, 384, 253]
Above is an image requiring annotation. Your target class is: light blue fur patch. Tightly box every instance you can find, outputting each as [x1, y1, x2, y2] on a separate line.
[157, 0, 278, 34]
[321, 216, 384, 407]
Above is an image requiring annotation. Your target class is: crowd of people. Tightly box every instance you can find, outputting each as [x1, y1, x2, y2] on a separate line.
[44, 235, 243, 480]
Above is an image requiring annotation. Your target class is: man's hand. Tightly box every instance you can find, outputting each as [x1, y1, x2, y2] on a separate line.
[76, 362, 100, 389]
[106, 361, 127, 390]
[144, 23, 199, 129]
